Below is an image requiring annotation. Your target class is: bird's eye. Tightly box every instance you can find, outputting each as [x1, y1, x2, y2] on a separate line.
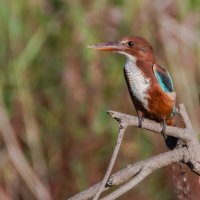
[127, 41, 134, 47]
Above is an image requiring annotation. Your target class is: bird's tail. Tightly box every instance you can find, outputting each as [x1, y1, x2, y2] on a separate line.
[165, 136, 178, 150]
[164, 118, 178, 150]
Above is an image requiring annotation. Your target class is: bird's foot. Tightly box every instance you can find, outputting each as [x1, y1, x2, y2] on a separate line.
[161, 120, 167, 139]
[138, 115, 144, 128]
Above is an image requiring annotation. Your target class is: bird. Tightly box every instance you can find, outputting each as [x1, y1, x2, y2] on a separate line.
[88, 36, 177, 149]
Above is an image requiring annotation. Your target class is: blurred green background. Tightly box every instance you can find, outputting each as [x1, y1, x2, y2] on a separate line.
[0, 0, 200, 199]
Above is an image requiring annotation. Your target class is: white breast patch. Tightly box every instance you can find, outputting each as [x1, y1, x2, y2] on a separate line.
[124, 55, 150, 110]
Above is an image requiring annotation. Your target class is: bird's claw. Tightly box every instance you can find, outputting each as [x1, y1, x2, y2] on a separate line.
[161, 120, 167, 139]
[138, 115, 143, 128]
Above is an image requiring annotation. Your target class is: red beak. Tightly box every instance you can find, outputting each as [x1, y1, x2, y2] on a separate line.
[88, 41, 127, 52]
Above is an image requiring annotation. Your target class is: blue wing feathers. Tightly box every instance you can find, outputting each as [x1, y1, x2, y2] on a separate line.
[153, 64, 174, 93]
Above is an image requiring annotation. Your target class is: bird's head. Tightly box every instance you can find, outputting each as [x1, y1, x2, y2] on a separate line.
[88, 36, 154, 62]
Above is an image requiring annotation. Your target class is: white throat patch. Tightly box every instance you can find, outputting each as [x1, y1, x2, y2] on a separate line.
[122, 53, 150, 110]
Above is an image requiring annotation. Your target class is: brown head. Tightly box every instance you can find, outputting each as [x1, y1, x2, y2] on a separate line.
[88, 36, 155, 63]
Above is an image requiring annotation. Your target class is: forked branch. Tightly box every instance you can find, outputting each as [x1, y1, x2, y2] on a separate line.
[68, 104, 200, 200]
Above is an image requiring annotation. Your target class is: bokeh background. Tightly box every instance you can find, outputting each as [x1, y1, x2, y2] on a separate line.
[0, 0, 200, 199]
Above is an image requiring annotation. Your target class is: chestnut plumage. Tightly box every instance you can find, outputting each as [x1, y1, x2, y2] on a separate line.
[89, 36, 177, 149]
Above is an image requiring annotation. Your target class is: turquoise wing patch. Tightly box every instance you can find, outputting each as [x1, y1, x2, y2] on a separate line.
[153, 64, 174, 93]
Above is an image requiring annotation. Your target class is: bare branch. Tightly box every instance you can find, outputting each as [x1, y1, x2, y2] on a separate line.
[179, 104, 193, 132]
[93, 125, 126, 200]
[108, 109, 190, 142]
[101, 148, 189, 200]
[68, 104, 200, 200]
[68, 148, 189, 200]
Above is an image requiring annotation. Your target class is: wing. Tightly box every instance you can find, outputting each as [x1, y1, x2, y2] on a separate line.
[153, 64, 174, 93]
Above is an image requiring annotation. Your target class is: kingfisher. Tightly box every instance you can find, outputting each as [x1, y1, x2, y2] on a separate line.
[89, 36, 177, 149]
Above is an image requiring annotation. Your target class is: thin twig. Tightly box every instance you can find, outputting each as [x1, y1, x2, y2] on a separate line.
[101, 148, 188, 200]
[68, 104, 200, 200]
[179, 104, 193, 131]
[68, 148, 189, 200]
[93, 124, 126, 200]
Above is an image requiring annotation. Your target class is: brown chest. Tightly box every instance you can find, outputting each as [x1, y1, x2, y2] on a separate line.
[147, 84, 175, 120]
